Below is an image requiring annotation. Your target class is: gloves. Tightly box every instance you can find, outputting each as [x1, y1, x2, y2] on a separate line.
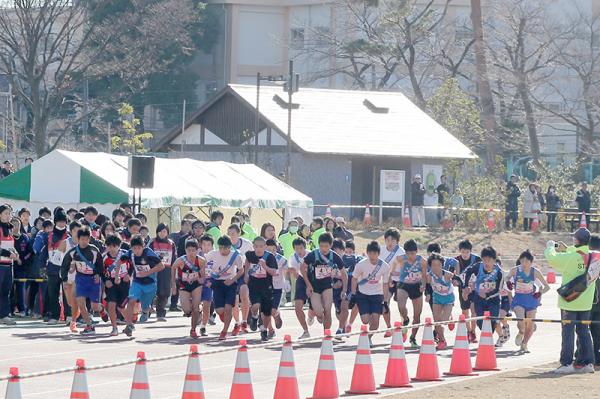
[546, 240, 556, 249]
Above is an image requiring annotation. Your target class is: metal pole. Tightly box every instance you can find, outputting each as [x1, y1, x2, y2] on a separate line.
[286, 60, 293, 184]
[107, 122, 111, 153]
[181, 100, 186, 156]
[255, 72, 260, 164]
[8, 83, 18, 169]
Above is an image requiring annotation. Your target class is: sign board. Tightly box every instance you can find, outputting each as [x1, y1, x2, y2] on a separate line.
[380, 170, 405, 223]
[422, 164, 443, 206]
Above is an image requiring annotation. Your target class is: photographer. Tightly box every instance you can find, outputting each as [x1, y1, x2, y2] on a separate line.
[545, 228, 596, 374]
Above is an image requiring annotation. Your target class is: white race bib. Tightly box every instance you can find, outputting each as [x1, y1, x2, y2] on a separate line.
[182, 272, 199, 283]
[315, 265, 332, 279]
[75, 261, 94, 275]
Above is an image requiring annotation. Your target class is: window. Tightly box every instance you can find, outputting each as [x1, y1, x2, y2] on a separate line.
[291, 28, 305, 50]
[557, 142, 566, 153]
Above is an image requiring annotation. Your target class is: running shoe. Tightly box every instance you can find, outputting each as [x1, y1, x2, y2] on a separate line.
[409, 335, 420, 349]
[468, 331, 478, 344]
[190, 329, 199, 339]
[274, 313, 283, 329]
[0, 317, 16, 325]
[436, 340, 447, 350]
[218, 330, 227, 341]
[298, 331, 310, 340]
[70, 322, 78, 333]
[123, 325, 133, 337]
[553, 364, 574, 374]
[231, 324, 241, 336]
[402, 317, 410, 327]
[209, 314, 216, 325]
[249, 315, 259, 332]
[269, 330, 276, 339]
[241, 322, 249, 334]
[47, 318, 59, 325]
[138, 312, 149, 324]
[200, 326, 207, 336]
[110, 327, 118, 337]
[448, 318, 455, 331]
[307, 314, 315, 326]
[100, 310, 109, 323]
[574, 364, 595, 374]
[520, 343, 529, 353]
[156, 316, 167, 322]
[503, 324, 511, 341]
[345, 324, 352, 334]
[384, 330, 393, 338]
[515, 332, 524, 346]
[260, 330, 269, 342]
[334, 329, 344, 341]
[495, 336, 504, 348]
[80, 325, 95, 335]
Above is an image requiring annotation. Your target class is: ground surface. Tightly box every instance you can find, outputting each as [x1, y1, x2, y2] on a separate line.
[0, 277, 578, 399]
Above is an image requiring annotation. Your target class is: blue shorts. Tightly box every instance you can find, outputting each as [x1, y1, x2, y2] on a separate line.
[347, 276, 353, 295]
[75, 274, 102, 303]
[272, 288, 283, 310]
[129, 282, 157, 310]
[501, 295, 511, 312]
[294, 277, 308, 302]
[201, 286, 213, 302]
[511, 293, 539, 312]
[333, 288, 343, 314]
[356, 293, 384, 316]
[212, 279, 237, 309]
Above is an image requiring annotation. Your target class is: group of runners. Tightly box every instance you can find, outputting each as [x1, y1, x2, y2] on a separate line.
[0, 203, 551, 351]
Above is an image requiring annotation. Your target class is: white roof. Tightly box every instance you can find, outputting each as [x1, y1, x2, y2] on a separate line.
[230, 84, 476, 159]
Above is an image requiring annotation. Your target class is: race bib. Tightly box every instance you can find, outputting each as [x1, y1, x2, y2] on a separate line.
[315, 265, 332, 279]
[50, 249, 64, 265]
[109, 263, 129, 279]
[250, 263, 267, 278]
[478, 281, 496, 293]
[0, 240, 13, 262]
[155, 250, 173, 266]
[134, 263, 151, 273]
[75, 261, 94, 275]
[515, 281, 534, 294]
[433, 282, 450, 295]
[405, 271, 421, 284]
[182, 272, 199, 283]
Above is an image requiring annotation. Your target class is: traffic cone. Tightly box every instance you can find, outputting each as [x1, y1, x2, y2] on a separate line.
[412, 318, 442, 382]
[380, 322, 412, 389]
[530, 213, 539, 232]
[182, 345, 205, 399]
[444, 315, 477, 377]
[546, 270, 556, 284]
[230, 340, 253, 399]
[486, 209, 495, 231]
[308, 330, 338, 399]
[274, 335, 299, 399]
[325, 205, 332, 218]
[580, 211, 588, 228]
[363, 205, 372, 227]
[473, 312, 499, 371]
[403, 207, 411, 228]
[346, 325, 378, 395]
[5, 367, 22, 399]
[70, 359, 90, 399]
[130, 352, 151, 399]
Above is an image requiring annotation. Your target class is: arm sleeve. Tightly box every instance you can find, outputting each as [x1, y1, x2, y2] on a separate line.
[544, 247, 573, 272]
[61, 251, 72, 282]
[462, 266, 475, 289]
[33, 233, 45, 254]
[94, 250, 104, 276]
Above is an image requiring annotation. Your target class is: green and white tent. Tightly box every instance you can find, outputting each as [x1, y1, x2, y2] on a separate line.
[0, 150, 313, 215]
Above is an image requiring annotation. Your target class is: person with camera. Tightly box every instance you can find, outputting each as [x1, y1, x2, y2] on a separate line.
[545, 227, 597, 374]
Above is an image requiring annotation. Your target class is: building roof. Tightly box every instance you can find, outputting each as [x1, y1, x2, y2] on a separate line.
[155, 84, 477, 160]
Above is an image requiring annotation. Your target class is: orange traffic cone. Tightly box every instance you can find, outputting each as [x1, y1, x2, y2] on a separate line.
[182, 345, 205, 399]
[412, 318, 442, 382]
[380, 322, 412, 389]
[70, 359, 90, 399]
[230, 340, 253, 399]
[274, 335, 299, 399]
[5, 367, 22, 399]
[530, 213, 539, 232]
[473, 312, 499, 371]
[444, 315, 477, 377]
[308, 329, 338, 399]
[130, 352, 151, 399]
[346, 325, 378, 395]
[325, 205, 332, 218]
[363, 205, 372, 227]
[403, 207, 411, 228]
[546, 271, 556, 284]
[580, 211, 588, 228]
[486, 209, 495, 231]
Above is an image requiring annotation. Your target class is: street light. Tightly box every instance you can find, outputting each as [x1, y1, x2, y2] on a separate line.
[255, 72, 285, 164]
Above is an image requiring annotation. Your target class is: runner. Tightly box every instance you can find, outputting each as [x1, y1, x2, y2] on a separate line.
[61, 227, 105, 335]
[177, 220, 205, 257]
[266, 238, 289, 338]
[389, 239, 427, 348]
[462, 246, 503, 331]
[343, 240, 363, 333]
[149, 223, 176, 322]
[300, 232, 347, 331]
[495, 256, 512, 348]
[331, 238, 349, 338]
[351, 241, 390, 337]
[62, 221, 81, 332]
[122, 236, 165, 337]
[507, 250, 550, 352]
[427, 253, 456, 350]
[288, 237, 314, 339]
[455, 239, 481, 343]
[279, 219, 299, 302]
[228, 224, 253, 334]
[10, 217, 31, 318]
[102, 235, 131, 336]
[379, 228, 405, 338]
[244, 236, 278, 341]
[81, 206, 101, 240]
[206, 211, 224, 247]
[205, 235, 245, 340]
[198, 235, 215, 336]
[172, 238, 206, 338]
[0, 204, 18, 325]
[120, 218, 142, 247]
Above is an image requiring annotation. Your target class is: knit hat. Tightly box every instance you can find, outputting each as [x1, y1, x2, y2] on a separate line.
[54, 210, 68, 224]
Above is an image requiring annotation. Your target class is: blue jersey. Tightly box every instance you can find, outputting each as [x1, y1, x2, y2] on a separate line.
[513, 266, 537, 295]
[399, 255, 424, 285]
[443, 257, 458, 273]
[471, 262, 502, 298]
[342, 254, 362, 277]
[430, 270, 455, 305]
[129, 247, 161, 285]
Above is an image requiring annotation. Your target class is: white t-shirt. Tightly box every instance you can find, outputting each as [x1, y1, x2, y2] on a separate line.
[205, 250, 243, 280]
[353, 258, 391, 296]
[288, 251, 306, 272]
[272, 253, 288, 290]
[379, 244, 405, 282]
[232, 238, 253, 261]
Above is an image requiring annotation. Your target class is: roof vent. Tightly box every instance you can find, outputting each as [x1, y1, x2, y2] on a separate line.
[273, 94, 300, 109]
[363, 99, 389, 113]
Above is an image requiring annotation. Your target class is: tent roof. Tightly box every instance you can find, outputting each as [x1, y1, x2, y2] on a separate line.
[0, 150, 313, 209]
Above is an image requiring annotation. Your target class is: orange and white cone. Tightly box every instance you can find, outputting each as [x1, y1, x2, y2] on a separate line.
[580, 211, 588, 228]
[445, 315, 477, 377]
[325, 205, 332, 218]
[308, 329, 338, 399]
[546, 270, 556, 284]
[5, 367, 22, 399]
[380, 322, 412, 389]
[363, 205, 372, 227]
[412, 318, 442, 382]
[473, 311, 499, 371]
[70, 359, 90, 399]
[130, 352, 151, 399]
[274, 335, 299, 399]
[403, 207, 411, 228]
[230, 340, 253, 399]
[346, 325, 378, 395]
[530, 213, 539, 232]
[182, 345, 205, 399]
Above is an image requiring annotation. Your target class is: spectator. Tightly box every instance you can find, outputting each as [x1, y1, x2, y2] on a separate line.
[588, 234, 600, 368]
[1, 161, 12, 178]
[333, 217, 354, 241]
[435, 174, 450, 222]
[576, 182, 592, 227]
[523, 183, 542, 231]
[505, 174, 521, 230]
[411, 174, 426, 227]
[545, 228, 596, 374]
[545, 185, 561, 233]
[24, 157, 34, 166]
[450, 189, 464, 225]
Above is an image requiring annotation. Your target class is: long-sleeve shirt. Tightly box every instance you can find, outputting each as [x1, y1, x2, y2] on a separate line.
[61, 244, 104, 281]
[463, 262, 503, 300]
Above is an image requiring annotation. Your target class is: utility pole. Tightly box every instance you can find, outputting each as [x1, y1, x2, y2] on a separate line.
[8, 83, 17, 169]
[181, 99, 186, 155]
[107, 122, 112, 153]
[255, 73, 260, 164]
[285, 60, 299, 185]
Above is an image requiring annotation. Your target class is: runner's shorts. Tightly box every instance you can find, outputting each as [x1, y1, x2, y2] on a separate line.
[295, 277, 308, 302]
[511, 293, 539, 312]
[356, 293, 384, 316]
[249, 284, 273, 317]
[212, 279, 237, 308]
[397, 282, 422, 300]
[129, 282, 157, 310]
[333, 287, 343, 314]
[459, 289, 473, 310]
[201, 285, 213, 302]
[271, 288, 283, 311]
[75, 274, 102, 303]
[106, 282, 130, 308]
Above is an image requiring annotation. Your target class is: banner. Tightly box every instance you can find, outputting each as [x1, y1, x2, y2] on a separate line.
[422, 164, 443, 206]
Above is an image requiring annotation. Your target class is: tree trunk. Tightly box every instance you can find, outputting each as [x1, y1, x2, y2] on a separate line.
[33, 118, 47, 158]
[517, 81, 540, 163]
[470, 0, 497, 170]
